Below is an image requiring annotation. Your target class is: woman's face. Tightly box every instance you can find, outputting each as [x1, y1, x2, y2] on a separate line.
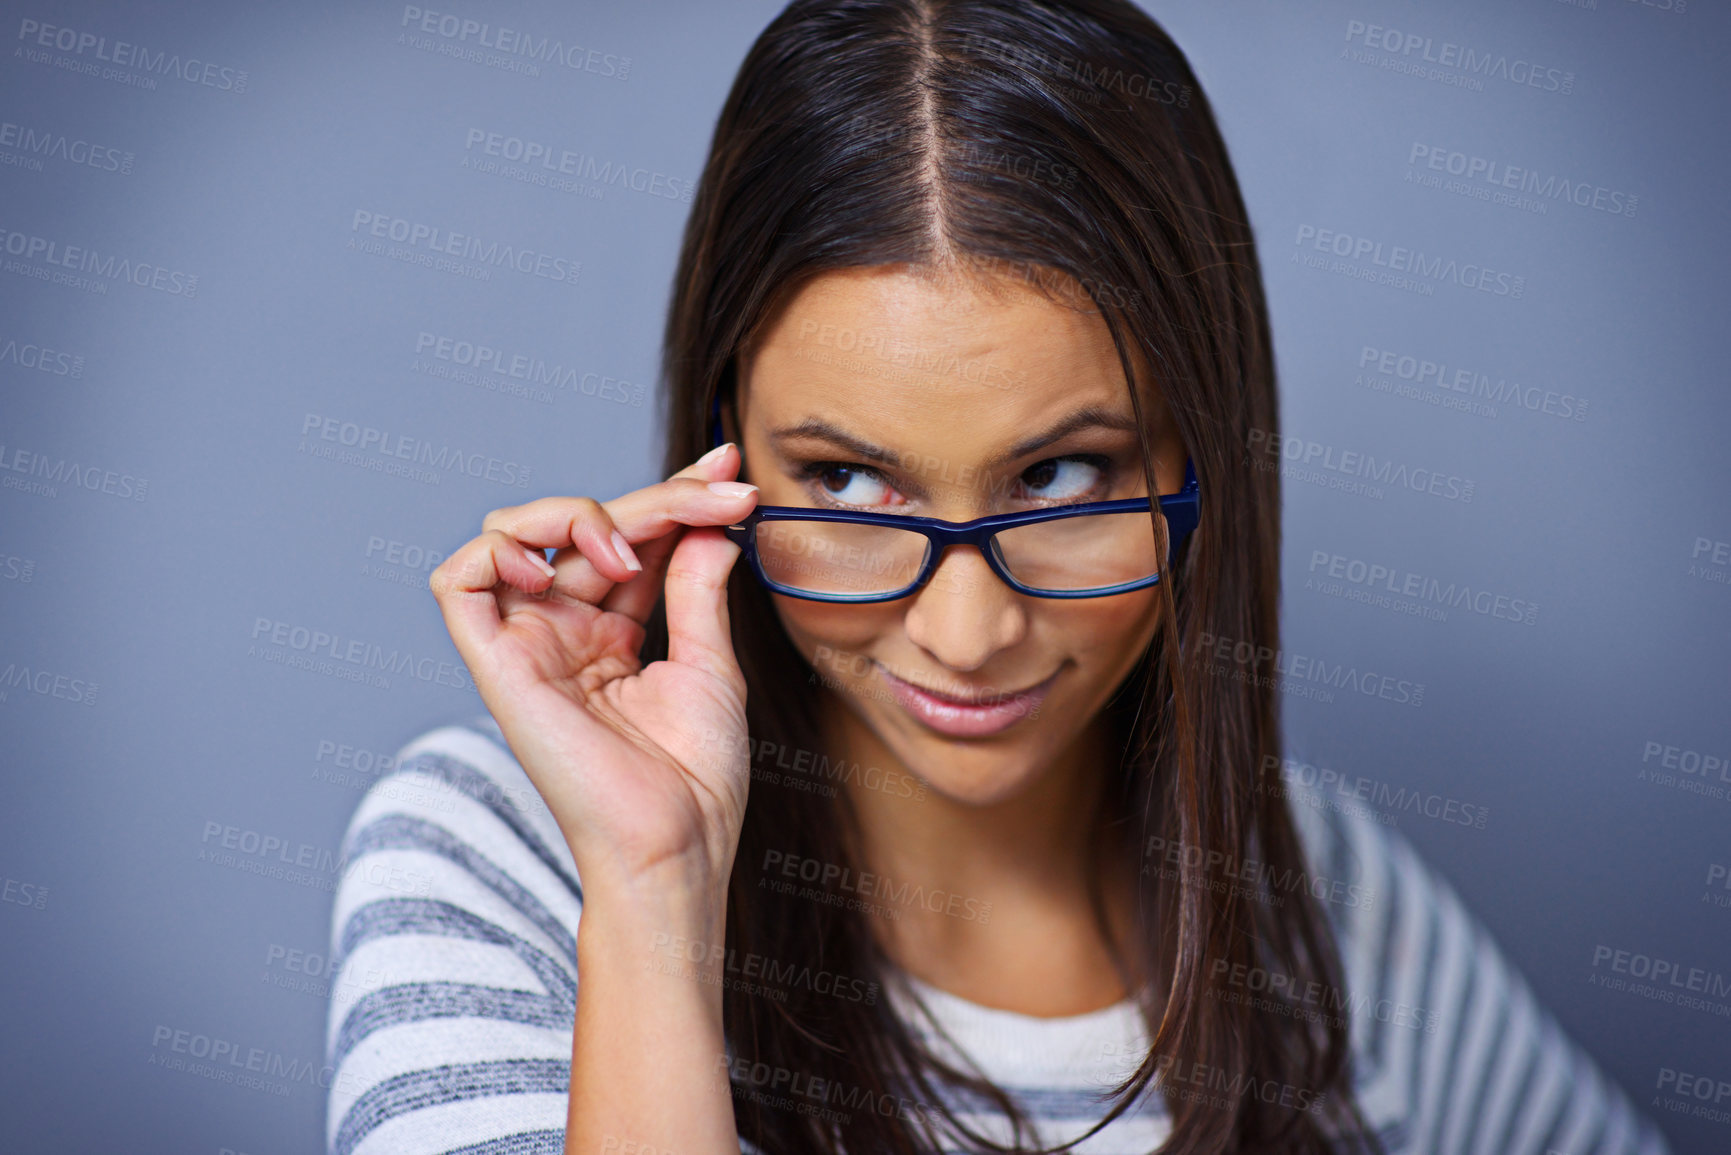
[733, 264, 1189, 807]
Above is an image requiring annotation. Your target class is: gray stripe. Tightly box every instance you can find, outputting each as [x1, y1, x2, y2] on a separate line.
[336, 897, 574, 1003]
[438, 1129, 565, 1154]
[394, 730, 583, 907]
[343, 812, 576, 963]
[333, 1058, 571, 1155]
[335, 981, 571, 1071]
[322, 725, 1676, 1155]
[1400, 861, 1451, 1154]
[1361, 822, 1402, 1082]
[330, 899, 575, 1068]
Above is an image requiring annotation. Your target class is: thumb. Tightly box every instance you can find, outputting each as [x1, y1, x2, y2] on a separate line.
[662, 526, 746, 701]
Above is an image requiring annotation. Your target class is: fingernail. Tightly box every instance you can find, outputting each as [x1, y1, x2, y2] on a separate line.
[697, 442, 731, 466]
[707, 481, 757, 499]
[525, 547, 556, 578]
[610, 530, 642, 572]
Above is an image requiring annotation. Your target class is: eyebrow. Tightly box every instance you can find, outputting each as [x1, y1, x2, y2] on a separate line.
[767, 405, 1141, 472]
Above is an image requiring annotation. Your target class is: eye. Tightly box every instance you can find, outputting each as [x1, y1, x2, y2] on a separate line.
[800, 462, 906, 508]
[1019, 455, 1108, 502]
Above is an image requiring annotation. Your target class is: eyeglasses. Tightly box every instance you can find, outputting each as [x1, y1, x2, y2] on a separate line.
[707, 398, 1199, 603]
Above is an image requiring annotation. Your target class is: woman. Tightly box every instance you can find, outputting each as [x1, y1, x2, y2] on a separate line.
[324, 2, 1673, 1153]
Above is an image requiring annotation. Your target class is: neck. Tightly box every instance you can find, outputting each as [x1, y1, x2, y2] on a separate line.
[826, 698, 1141, 1015]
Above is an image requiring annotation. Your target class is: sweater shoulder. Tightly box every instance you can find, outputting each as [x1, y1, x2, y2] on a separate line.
[323, 712, 584, 1155]
[1283, 780, 1673, 1155]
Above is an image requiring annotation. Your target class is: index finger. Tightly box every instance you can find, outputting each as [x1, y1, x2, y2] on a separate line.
[478, 443, 751, 552]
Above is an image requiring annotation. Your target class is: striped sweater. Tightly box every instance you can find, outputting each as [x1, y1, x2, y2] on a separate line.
[324, 714, 1673, 1155]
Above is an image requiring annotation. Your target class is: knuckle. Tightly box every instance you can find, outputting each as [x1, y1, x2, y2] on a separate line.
[664, 561, 718, 594]
[660, 477, 712, 516]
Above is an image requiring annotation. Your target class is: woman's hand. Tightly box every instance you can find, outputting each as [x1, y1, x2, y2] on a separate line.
[429, 444, 760, 903]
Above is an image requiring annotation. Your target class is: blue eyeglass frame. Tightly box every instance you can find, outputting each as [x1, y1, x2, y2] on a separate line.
[706, 396, 1200, 602]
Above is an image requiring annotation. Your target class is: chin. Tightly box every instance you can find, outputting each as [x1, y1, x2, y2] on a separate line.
[876, 717, 1063, 808]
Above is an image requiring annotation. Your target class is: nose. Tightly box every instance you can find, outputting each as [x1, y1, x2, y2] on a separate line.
[901, 545, 1027, 672]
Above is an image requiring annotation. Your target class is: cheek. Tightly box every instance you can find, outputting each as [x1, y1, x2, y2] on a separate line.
[1050, 588, 1161, 665]
[771, 595, 897, 669]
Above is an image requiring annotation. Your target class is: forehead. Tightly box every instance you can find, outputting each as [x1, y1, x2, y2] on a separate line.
[741, 264, 1142, 438]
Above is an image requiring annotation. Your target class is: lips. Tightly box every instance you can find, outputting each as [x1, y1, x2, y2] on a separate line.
[875, 663, 1058, 738]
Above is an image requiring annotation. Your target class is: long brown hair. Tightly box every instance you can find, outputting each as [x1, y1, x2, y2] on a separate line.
[640, 1, 1380, 1151]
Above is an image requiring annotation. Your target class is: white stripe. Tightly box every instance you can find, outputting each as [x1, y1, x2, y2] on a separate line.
[1435, 937, 1506, 1155]
[328, 1018, 572, 1152]
[320, 725, 1675, 1155]
[1592, 1093, 1635, 1155]
[1331, 805, 1407, 1125]
[339, 932, 548, 997]
[343, 736, 580, 931]
[399, 725, 573, 872]
[326, 934, 550, 1056]
[1505, 1019, 1571, 1155]
[408, 729, 580, 914]
[341, 839, 573, 968]
[1538, 1045, 1604, 1155]
[1468, 976, 1539, 1155]
[1405, 878, 1470, 1154]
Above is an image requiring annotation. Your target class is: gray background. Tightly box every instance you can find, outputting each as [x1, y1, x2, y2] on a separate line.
[0, 1, 1725, 1152]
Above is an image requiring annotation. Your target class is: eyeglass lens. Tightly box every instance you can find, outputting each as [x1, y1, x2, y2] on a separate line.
[752, 510, 1167, 597]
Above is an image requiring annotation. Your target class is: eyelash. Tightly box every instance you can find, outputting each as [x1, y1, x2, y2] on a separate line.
[794, 454, 1115, 508]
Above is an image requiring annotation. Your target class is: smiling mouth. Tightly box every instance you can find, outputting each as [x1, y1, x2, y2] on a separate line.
[875, 663, 1057, 707]
[872, 662, 1060, 738]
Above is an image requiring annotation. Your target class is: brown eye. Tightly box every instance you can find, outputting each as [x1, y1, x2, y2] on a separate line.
[1018, 455, 1108, 501]
[800, 461, 901, 507]
[1022, 460, 1057, 489]
[819, 465, 857, 493]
